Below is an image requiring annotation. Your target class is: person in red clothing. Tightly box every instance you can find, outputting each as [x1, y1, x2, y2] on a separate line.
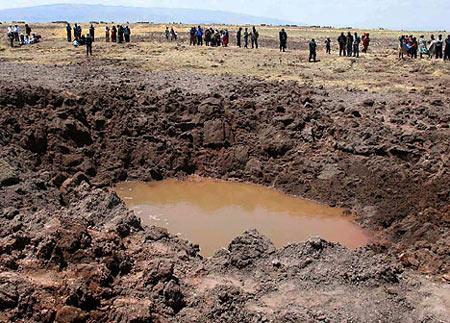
[222, 30, 229, 47]
[362, 33, 370, 53]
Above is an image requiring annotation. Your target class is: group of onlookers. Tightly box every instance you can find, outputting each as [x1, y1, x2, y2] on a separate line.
[105, 25, 132, 43]
[6, 24, 40, 47]
[280, 30, 370, 60]
[66, 23, 132, 44]
[399, 34, 450, 60]
[5, 22, 450, 63]
[165, 27, 178, 41]
[336, 32, 370, 57]
[65, 23, 132, 56]
[186, 26, 259, 49]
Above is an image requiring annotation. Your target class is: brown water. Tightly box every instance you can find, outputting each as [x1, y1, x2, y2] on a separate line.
[115, 177, 370, 256]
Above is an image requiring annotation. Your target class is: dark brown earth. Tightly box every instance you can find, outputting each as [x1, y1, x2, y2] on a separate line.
[0, 60, 449, 322]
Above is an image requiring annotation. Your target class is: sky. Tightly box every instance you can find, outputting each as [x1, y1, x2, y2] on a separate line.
[0, 0, 449, 30]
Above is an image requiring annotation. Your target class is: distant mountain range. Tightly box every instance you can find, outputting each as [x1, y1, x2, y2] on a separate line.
[0, 4, 296, 25]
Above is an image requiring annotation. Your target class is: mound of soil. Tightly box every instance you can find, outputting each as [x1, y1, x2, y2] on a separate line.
[0, 62, 449, 322]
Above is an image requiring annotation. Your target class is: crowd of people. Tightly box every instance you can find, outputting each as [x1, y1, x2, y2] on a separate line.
[4, 22, 450, 63]
[6, 24, 40, 47]
[65, 23, 132, 56]
[66, 23, 132, 44]
[399, 34, 450, 60]
[184, 26, 260, 48]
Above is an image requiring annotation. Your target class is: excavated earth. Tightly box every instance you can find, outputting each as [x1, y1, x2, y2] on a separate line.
[0, 60, 449, 322]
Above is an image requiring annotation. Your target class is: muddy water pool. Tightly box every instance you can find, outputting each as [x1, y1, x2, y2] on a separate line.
[115, 177, 370, 256]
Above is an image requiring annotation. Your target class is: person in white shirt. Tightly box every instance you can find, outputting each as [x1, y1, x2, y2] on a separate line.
[13, 25, 20, 41]
[7, 26, 14, 47]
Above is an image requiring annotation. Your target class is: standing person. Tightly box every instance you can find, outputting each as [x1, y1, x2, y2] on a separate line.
[7, 26, 14, 47]
[244, 27, 249, 49]
[338, 32, 346, 56]
[89, 24, 95, 42]
[223, 30, 229, 47]
[435, 35, 444, 59]
[111, 25, 117, 42]
[170, 27, 177, 41]
[105, 25, 110, 42]
[73, 24, 78, 40]
[252, 26, 259, 49]
[346, 32, 353, 57]
[128, 26, 132, 42]
[444, 35, 450, 61]
[428, 34, 437, 57]
[196, 26, 203, 46]
[13, 25, 20, 42]
[418, 35, 428, 58]
[362, 33, 370, 53]
[309, 39, 317, 62]
[411, 37, 418, 59]
[398, 35, 406, 59]
[353, 32, 360, 58]
[124, 26, 131, 43]
[66, 23, 72, 42]
[25, 24, 31, 37]
[236, 27, 242, 47]
[85, 33, 93, 56]
[279, 28, 287, 52]
[165, 27, 170, 41]
[189, 27, 196, 45]
[204, 28, 211, 46]
[325, 37, 331, 54]
[118, 25, 124, 43]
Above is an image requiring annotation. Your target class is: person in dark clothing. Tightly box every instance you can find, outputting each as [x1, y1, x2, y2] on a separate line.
[204, 29, 210, 46]
[85, 34, 93, 56]
[279, 28, 287, 52]
[74, 24, 82, 41]
[346, 32, 353, 57]
[79, 35, 86, 46]
[444, 35, 450, 61]
[89, 24, 95, 42]
[244, 28, 249, 49]
[338, 32, 346, 56]
[190, 27, 196, 45]
[124, 26, 131, 42]
[73, 23, 78, 40]
[309, 39, 317, 62]
[325, 37, 331, 54]
[25, 24, 32, 37]
[66, 23, 72, 42]
[111, 25, 117, 42]
[205, 28, 213, 46]
[252, 26, 259, 49]
[237, 27, 242, 47]
[118, 25, 124, 43]
[353, 32, 360, 58]
[435, 34, 444, 59]
[170, 27, 177, 41]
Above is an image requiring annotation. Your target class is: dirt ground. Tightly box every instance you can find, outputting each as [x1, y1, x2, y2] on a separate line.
[0, 23, 449, 322]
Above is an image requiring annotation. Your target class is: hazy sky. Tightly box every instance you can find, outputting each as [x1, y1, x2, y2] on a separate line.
[1, 0, 449, 30]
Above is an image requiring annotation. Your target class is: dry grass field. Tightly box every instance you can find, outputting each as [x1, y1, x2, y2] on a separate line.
[1, 23, 449, 93]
